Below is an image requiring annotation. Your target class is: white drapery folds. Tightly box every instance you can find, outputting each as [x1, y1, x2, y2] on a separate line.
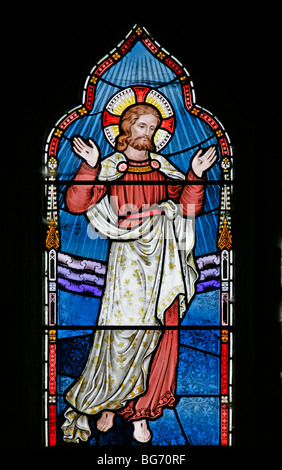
[87, 197, 198, 326]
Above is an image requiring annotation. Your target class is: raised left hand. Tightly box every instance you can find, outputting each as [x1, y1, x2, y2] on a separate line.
[191, 146, 217, 178]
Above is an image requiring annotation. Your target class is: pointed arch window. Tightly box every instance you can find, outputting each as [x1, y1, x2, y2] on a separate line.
[43, 25, 234, 448]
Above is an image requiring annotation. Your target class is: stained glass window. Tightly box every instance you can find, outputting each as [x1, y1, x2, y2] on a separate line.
[43, 25, 234, 449]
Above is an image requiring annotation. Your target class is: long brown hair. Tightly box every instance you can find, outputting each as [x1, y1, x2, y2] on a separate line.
[116, 104, 162, 151]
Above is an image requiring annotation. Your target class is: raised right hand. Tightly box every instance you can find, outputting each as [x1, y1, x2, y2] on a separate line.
[72, 136, 100, 167]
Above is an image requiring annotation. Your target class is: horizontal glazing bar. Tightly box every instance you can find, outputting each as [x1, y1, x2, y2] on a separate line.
[43, 324, 234, 331]
[46, 179, 230, 186]
[180, 343, 220, 358]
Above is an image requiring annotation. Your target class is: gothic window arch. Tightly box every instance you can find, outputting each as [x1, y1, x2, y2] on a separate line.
[43, 25, 234, 448]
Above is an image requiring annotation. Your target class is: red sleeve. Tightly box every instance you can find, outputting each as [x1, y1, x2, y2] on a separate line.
[167, 169, 205, 217]
[66, 162, 107, 213]
[180, 169, 205, 216]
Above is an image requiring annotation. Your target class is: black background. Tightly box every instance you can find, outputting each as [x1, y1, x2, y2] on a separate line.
[5, 5, 281, 458]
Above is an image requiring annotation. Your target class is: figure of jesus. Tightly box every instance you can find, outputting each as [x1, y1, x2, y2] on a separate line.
[61, 103, 217, 443]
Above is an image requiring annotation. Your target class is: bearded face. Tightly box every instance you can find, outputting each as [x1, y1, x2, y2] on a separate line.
[116, 105, 161, 153]
[126, 113, 158, 152]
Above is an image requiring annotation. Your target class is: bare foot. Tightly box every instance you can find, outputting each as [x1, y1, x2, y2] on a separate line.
[97, 411, 115, 432]
[132, 419, 151, 443]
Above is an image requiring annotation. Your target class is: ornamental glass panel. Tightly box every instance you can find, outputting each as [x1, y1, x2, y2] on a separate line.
[43, 25, 234, 448]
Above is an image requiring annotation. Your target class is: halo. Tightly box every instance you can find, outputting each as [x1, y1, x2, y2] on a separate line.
[102, 86, 175, 151]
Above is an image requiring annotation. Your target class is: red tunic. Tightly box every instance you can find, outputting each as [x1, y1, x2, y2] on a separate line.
[66, 158, 205, 218]
[66, 157, 205, 421]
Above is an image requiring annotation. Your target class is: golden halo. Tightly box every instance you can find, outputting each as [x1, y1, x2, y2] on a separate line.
[102, 86, 175, 151]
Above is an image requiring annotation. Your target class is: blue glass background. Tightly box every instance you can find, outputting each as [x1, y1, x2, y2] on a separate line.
[56, 40, 221, 263]
[57, 329, 220, 446]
